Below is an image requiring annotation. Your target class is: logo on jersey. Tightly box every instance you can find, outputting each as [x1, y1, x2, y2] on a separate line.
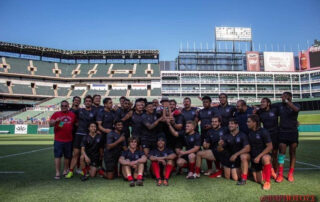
[208, 111, 212, 115]
[190, 137, 194, 142]
[96, 138, 101, 143]
[135, 154, 139, 159]
[269, 112, 275, 117]
[226, 108, 230, 113]
[89, 113, 94, 118]
[192, 111, 195, 115]
[236, 137, 240, 143]
[256, 134, 261, 139]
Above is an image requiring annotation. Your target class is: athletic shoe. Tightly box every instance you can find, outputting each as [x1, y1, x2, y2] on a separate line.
[136, 179, 144, 186]
[209, 170, 222, 178]
[236, 179, 246, 185]
[80, 175, 88, 181]
[193, 173, 200, 178]
[157, 179, 162, 186]
[186, 172, 194, 179]
[75, 168, 82, 175]
[275, 175, 284, 183]
[64, 171, 73, 179]
[129, 180, 135, 187]
[163, 179, 169, 186]
[263, 182, 271, 190]
[98, 169, 105, 177]
[203, 169, 213, 176]
[287, 173, 294, 182]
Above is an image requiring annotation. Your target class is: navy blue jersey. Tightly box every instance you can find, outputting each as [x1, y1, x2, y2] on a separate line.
[106, 131, 126, 152]
[149, 148, 174, 157]
[205, 127, 227, 150]
[131, 111, 144, 138]
[198, 107, 216, 130]
[214, 105, 236, 127]
[115, 108, 130, 134]
[248, 128, 271, 157]
[81, 134, 103, 157]
[181, 107, 199, 131]
[121, 149, 145, 161]
[234, 107, 254, 135]
[274, 103, 300, 133]
[179, 131, 201, 150]
[141, 113, 160, 140]
[92, 105, 104, 116]
[257, 107, 279, 134]
[75, 108, 97, 136]
[174, 113, 184, 125]
[222, 131, 249, 155]
[96, 109, 117, 131]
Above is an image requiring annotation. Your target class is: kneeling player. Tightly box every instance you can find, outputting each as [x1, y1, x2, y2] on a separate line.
[194, 116, 226, 178]
[168, 120, 201, 179]
[217, 118, 250, 184]
[104, 120, 127, 179]
[79, 123, 103, 181]
[149, 137, 177, 186]
[247, 114, 273, 190]
[119, 137, 147, 187]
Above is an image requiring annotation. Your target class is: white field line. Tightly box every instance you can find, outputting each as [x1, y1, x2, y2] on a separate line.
[0, 171, 25, 174]
[0, 147, 52, 159]
[285, 159, 320, 169]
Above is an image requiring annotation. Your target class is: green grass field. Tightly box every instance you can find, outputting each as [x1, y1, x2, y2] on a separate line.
[0, 133, 320, 202]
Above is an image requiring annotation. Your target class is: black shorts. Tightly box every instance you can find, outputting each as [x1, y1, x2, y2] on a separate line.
[212, 149, 222, 162]
[270, 132, 279, 150]
[220, 153, 241, 169]
[87, 154, 100, 167]
[141, 138, 157, 149]
[104, 150, 121, 172]
[250, 156, 263, 172]
[73, 135, 85, 149]
[174, 137, 184, 149]
[279, 131, 299, 145]
[54, 140, 73, 158]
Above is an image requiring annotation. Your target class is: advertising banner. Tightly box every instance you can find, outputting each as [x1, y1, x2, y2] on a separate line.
[263, 52, 295, 72]
[246, 51, 260, 71]
[15, 124, 28, 134]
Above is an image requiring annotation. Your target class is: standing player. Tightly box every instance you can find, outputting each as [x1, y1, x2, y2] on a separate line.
[79, 123, 103, 181]
[181, 97, 199, 131]
[50, 100, 76, 179]
[217, 118, 250, 184]
[256, 97, 279, 178]
[214, 93, 236, 128]
[235, 100, 254, 135]
[115, 98, 131, 143]
[169, 99, 184, 152]
[149, 137, 177, 186]
[122, 100, 145, 140]
[194, 116, 226, 179]
[141, 102, 164, 155]
[275, 92, 300, 183]
[97, 98, 117, 142]
[167, 120, 201, 179]
[104, 120, 127, 179]
[247, 114, 273, 190]
[65, 95, 97, 179]
[92, 94, 104, 114]
[198, 95, 217, 175]
[119, 137, 147, 187]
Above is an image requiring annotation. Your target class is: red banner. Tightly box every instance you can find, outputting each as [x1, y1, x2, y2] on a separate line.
[246, 51, 260, 71]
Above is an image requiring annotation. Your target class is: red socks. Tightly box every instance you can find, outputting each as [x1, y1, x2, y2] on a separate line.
[69, 169, 73, 172]
[189, 162, 195, 173]
[263, 164, 272, 182]
[278, 166, 284, 176]
[241, 174, 248, 180]
[165, 164, 173, 179]
[195, 166, 201, 174]
[137, 174, 143, 180]
[152, 161, 161, 179]
[82, 168, 87, 176]
[215, 160, 221, 170]
[289, 168, 294, 175]
[207, 160, 213, 170]
[127, 175, 133, 181]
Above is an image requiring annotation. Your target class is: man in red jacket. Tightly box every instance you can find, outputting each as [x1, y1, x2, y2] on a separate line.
[50, 100, 76, 180]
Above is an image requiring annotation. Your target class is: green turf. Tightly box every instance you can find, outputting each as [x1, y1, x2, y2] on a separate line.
[0, 134, 319, 202]
[298, 114, 320, 125]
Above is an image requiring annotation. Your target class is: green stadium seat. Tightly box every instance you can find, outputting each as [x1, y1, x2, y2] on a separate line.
[151, 88, 161, 96]
[133, 64, 148, 77]
[33, 60, 56, 77]
[151, 64, 160, 77]
[0, 83, 9, 93]
[71, 89, 85, 97]
[86, 89, 107, 96]
[58, 63, 77, 77]
[6, 57, 30, 75]
[93, 64, 110, 77]
[130, 89, 147, 96]
[12, 84, 33, 95]
[112, 63, 134, 70]
[36, 85, 54, 96]
[58, 87, 70, 97]
[76, 64, 94, 77]
[108, 89, 127, 96]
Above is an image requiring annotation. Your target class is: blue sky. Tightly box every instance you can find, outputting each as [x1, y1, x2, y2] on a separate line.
[0, 0, 319, 60]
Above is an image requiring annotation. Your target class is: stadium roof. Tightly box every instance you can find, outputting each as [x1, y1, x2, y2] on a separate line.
[0, 41, 159, 60]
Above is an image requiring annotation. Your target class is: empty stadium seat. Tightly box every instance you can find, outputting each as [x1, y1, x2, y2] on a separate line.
[32, 60, 56, 77]
[151, 88, 161, 96]
[108, 89, 127, 96]
[0, 83, 8, 93]
[133, 64, 148, 77]
[12, 84, 33, 95]
[130, 89, 147, 96]
[57, 87, 70, 97]
[36, 85, 54, 96]
[6, 57, 30, 75]
[93, 64, 110, 77]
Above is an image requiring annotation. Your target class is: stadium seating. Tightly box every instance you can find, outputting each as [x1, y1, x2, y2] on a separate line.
[57, 87, 70, 97]
[112, 63, 134, 70]
[38, 97, 66, 106]
[113, 74, 129, 78]
[70, 89, 85, 97]
[86, 89, 107, 96]
[133, 64, 148, 77]
[5, 57, 30, 74]
[32, 60, 56, 77]
[33, 111, 55, 120]
[57, 63, 77, 77]
[93, 64, 110, 77]
[151, 64, 160, 77]
[36, 85, 54, 96]
[108, 89, 127, 96]
[0, 83, 8, 93]
[130, 89, 147, 96]
[151, 88, 161, 96]
[11, 84, 33, 95]
[77, 64, 94, 77]
[12, 110, 42, 121]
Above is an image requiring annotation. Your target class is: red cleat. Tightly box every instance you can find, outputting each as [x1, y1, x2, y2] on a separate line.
[263, 182, 271, 190]
[209, 170, 222, 178]
[287, 173, 294, 182]
[98, 169, 105, 177]
[275, 175, 283, 183]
